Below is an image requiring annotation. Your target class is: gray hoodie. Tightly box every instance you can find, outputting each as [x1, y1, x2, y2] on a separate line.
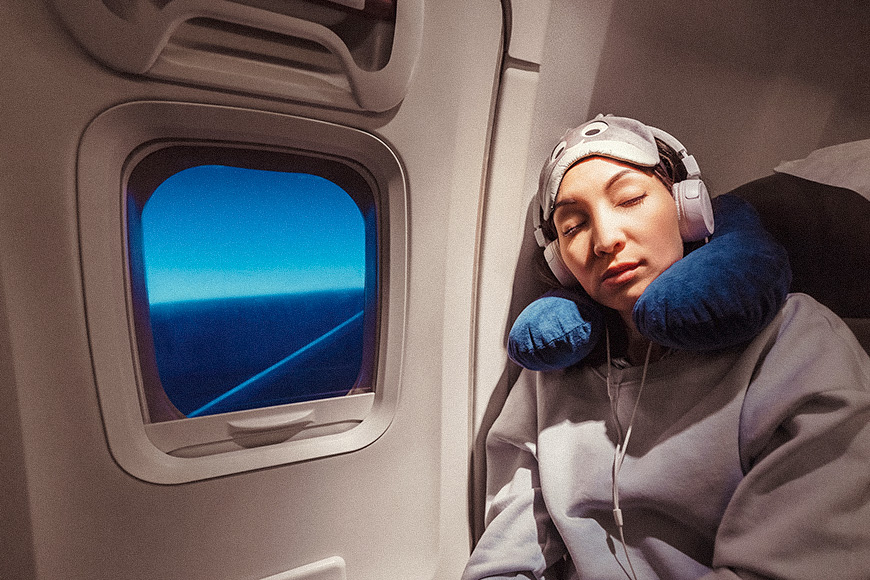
[464, 294, 870, 580]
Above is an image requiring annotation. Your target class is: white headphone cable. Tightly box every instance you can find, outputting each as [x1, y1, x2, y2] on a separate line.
[606, 326, 653, 580]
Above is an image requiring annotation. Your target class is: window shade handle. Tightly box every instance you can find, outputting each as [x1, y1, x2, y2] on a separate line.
[227, 410, 315, 448]
[227, 410, 315, 435]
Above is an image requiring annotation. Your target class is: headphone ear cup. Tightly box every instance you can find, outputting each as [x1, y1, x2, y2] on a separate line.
[672, 179, 715, 242]
[544, 240, 578, 287]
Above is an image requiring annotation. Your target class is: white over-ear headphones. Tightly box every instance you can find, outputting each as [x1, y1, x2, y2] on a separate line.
[533, 115, 714, 287]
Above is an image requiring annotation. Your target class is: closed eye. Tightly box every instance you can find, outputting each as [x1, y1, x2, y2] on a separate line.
[560, 220, 587, 237]
[620, 193, 647, 207]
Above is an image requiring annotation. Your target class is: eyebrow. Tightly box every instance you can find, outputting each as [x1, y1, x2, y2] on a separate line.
[552, 168, 634, 212]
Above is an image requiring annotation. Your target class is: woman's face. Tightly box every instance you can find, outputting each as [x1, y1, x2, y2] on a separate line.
[552, 156, 684, 322]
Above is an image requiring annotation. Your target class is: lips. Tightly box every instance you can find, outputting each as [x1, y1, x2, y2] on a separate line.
[601, 262, 641, 286]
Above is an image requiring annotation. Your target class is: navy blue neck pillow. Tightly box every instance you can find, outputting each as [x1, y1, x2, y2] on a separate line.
[508, 194, 792, 371]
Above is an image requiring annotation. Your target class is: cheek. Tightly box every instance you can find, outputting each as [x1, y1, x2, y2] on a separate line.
[658, 240, 684, 273]
[649, 210, 684, 268]
[560, 240, 603, 299]
[558, 237, 591, 278]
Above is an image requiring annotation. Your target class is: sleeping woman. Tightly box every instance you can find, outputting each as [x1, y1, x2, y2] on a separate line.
[463, 115, 870, 580]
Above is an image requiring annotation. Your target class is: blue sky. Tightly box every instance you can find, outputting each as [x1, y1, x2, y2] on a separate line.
[141, 165, 366, 304]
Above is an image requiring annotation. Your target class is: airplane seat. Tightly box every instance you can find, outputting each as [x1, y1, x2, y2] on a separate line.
[730, 148, 870, 355]
[472, 143, 870, 542]
[470, 198, 556, 542]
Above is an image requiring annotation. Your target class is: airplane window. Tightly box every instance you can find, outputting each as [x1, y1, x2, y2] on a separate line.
[126, 146, 379, 424]
[79, 102, 403, 480]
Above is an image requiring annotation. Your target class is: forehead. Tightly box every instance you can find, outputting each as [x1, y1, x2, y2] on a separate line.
[555, 157, 650, 202]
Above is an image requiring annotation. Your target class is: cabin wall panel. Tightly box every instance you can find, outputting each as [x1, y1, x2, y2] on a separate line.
[2, 0, 504, 578]
[0, 270, 37, 580]
[582, 0, 870, 195]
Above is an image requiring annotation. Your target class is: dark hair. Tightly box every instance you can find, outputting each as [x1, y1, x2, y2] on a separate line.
[651, 137, 687, 191]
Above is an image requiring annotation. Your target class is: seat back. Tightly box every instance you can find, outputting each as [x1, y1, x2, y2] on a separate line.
[732, 172, 870, 354]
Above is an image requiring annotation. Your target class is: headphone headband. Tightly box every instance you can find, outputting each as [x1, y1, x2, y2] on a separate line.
[648, 126, 701, 179]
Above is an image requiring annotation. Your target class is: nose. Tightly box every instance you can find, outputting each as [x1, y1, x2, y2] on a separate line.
[591, 213, 625, 257]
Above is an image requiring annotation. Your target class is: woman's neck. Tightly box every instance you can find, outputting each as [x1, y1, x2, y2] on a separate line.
[620, 312, 668, 366]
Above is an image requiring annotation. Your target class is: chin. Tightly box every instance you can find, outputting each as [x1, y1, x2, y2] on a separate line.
[597, 286, 647, 317]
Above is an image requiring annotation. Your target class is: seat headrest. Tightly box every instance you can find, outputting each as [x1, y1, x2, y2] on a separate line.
[731, 172, 869, 319]
[731, 171, 870, 355]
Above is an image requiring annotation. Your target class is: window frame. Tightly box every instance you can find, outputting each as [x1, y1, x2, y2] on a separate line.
[78, 101, 407, 484]
[126, 143, 379, 424]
